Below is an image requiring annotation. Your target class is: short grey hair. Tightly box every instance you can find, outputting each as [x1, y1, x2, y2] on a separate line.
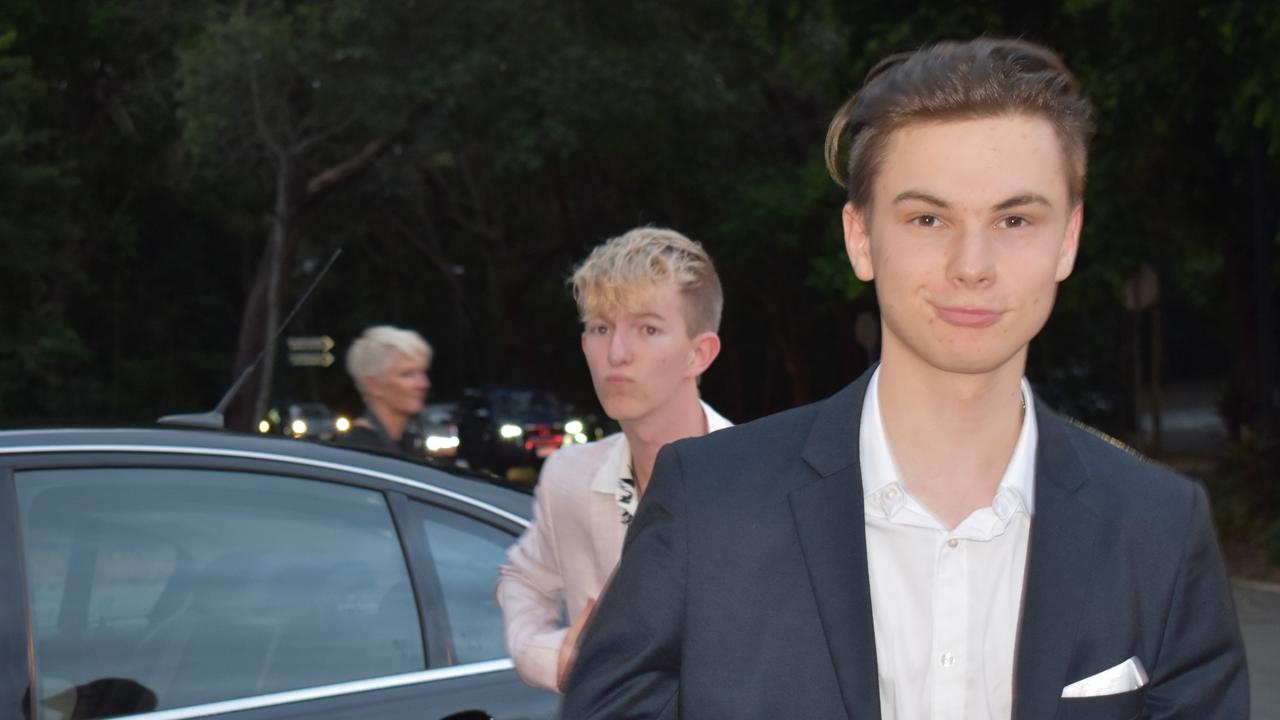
[345, 325, 432, 394]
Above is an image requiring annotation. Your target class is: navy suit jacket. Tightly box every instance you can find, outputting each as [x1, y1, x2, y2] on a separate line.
[562, 370, 1248, 719]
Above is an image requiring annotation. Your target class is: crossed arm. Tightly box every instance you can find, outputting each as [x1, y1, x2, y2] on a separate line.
[495, 474, 572, 692]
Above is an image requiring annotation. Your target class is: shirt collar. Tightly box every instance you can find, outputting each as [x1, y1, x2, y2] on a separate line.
[589, 431, 633, 494]
[590, 400, 731, 495]
[859, 367, 1038, 518]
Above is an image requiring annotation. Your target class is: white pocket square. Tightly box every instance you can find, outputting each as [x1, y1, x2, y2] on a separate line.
[1061, 656, 1148, 698]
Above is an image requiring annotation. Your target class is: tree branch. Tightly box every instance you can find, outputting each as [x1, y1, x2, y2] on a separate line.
[301, 102, 429, 200]
[294, 112, 358, 155]
[302, 133, 393, 199]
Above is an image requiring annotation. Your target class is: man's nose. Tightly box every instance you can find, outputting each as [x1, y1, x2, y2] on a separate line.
[607, 331, 632, 365]
[947, 225, 997, 287]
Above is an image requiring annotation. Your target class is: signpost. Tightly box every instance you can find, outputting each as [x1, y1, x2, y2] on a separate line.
[1122, 265, 1161, 453]
[287, 335, 335, 368]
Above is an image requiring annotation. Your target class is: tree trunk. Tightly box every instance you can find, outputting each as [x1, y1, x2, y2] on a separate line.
[224, 128, 401, 430]
[252, 160, 293, 425]
[226, 161, 294, 431]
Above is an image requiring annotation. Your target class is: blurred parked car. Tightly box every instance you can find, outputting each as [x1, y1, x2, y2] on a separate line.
[456, 387, 586, 479]
[0, 427, 558, 720]
[414, 402, 461, 460]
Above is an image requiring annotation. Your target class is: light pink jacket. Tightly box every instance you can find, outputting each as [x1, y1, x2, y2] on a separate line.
[495, 402, 731, 691]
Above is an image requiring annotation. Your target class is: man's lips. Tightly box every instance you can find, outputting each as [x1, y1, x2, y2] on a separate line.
[935, 306, 1003, 328]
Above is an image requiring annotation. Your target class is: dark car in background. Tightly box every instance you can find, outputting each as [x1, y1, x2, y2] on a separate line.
[415, 402, 461, 461]
[0, 427, 558, 720]
[456, 388, 586, 482]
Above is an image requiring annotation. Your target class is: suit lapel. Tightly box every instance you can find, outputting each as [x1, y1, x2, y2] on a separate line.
[790, 372, 880, 720]
[1012, 402, 1101, 720]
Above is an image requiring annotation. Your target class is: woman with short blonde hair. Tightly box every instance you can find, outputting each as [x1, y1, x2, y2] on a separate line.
[340, 325, 432, 456]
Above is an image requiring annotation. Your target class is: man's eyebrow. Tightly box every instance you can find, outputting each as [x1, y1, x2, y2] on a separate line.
[891, 191, 1055, 211]
[993, 193, 1052, 211]
[892, 190, 949, 208]
[587, 311, 665, 323]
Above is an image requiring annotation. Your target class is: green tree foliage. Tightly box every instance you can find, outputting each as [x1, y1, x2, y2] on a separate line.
[0, 0, 1275, 482]
[0, 20, 93, 421]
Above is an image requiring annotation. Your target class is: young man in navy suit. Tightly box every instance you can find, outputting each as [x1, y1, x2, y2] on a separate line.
[563, 37, 1248, 719]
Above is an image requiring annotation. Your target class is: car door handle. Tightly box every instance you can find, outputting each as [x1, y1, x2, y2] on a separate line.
[440, 711, 492, 720]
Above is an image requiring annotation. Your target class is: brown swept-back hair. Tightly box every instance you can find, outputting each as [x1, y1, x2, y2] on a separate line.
[825, 37, 1095, 210]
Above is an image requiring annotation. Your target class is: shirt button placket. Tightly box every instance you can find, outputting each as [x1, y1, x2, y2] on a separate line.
[932, 535, 967, 720]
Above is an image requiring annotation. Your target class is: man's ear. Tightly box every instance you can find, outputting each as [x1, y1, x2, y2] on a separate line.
[843, 202, 875, 282]
[1055, 204, 1084, 282]
[687, 332, 721, 378]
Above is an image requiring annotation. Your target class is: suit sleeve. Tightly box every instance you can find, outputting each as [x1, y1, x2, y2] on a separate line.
[496, 464, 570, 692]
[561, 444, 687, 719]
[1144, 483, 1249, 717]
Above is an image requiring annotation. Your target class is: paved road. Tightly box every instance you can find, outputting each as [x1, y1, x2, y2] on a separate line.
[1235, 580, 1280, 718]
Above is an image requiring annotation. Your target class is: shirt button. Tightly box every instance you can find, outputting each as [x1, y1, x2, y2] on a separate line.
[947, 539, 959, 548]
[941, 652, 956, 667]
[885, 487, 900, 500]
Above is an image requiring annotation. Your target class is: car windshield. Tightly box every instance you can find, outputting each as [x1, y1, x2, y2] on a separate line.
[421, 404, 457, 424]
[291, 403, 332, 418]
[491, 390, 560, 422]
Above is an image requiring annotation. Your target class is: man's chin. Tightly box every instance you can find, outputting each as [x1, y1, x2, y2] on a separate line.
[921, 347, 1029, 378]
[599, 399, 647, 425]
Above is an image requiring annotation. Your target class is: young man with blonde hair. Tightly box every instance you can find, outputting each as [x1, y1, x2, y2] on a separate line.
[496, 227, 731, 692]
[565, 38, 1247, 718]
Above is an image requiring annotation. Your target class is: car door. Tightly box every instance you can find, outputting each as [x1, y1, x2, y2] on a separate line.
[0, 444, 557, 720]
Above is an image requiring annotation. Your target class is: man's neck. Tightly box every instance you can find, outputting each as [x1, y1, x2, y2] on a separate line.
[621, 386, 707, 496]
[876, 347, 1027, 528]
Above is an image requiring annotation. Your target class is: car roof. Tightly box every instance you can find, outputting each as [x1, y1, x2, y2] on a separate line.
[0, 426, 532, 523]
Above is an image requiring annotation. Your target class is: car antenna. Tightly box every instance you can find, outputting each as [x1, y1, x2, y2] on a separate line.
[157, 248, 343, 429]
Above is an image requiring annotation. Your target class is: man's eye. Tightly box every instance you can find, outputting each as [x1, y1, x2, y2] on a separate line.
[641, 325, 659, 336]
[910, 214, 941, 228]
[999, 215, 1030, 229]
[588, 324, 609, 335]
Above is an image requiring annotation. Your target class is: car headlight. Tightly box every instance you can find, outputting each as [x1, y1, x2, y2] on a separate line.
[564, 419, 584, 435]
[258, 420, 272, 434]
[499, 423, 523, 439]
[335, 416, 351, 433]
[426, 434, 460, 452]
[290, 419, 308, 437]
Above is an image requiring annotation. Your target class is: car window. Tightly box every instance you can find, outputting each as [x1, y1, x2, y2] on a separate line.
[16, 467, 425, 719]
[419, 504, 514, 665]
[491, 390, 561, 422]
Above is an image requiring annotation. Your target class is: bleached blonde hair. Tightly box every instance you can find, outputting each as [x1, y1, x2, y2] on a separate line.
[345, 325, 432, 396]
[571, 227, 723, 336]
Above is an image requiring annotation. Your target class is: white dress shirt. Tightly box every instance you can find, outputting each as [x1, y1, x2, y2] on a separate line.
[860, 368, 1038, 720]
[495, 401, 732, 691]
